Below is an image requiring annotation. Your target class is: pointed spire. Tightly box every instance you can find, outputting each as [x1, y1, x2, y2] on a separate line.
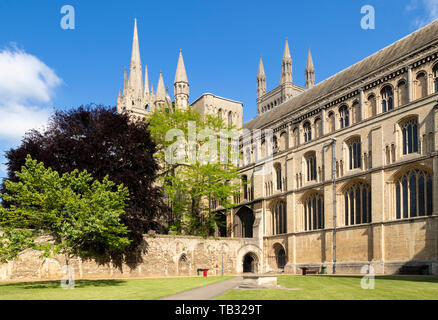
[156, 71, 166, 101]
[257, 56, 265, 77]
[128, 18, 142, 94]
[123, 67, 127, 94]
[280, 38, 293, 84]
[150, 83, 154, 96]
[174, 49, 188, 84]
[282, 38, 291, 61]
[306, 47, 314, 71]
[144, 65, 149, 94]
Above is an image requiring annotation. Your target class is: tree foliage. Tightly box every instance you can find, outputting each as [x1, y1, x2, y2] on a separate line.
[0, 156, 130, 264]
[147, 107, 243, 236]
[2, 105, 165, 263]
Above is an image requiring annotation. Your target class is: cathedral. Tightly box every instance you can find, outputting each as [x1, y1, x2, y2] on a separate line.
[118, 19, 438, 275]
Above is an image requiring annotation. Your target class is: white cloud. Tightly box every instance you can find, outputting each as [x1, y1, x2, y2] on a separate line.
[0, 46, 61, 142]
[407, 0, 438, 28]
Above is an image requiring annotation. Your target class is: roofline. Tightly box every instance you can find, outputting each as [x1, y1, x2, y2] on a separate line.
[191, 93, 244, 106]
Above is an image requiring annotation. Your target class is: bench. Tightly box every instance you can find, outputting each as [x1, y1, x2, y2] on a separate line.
[300, 267, 320, 275]
[398, 265, 428, 275]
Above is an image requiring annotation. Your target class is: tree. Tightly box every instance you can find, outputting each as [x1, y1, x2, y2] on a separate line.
[0, 156, 131, 265]
[147, 106, 243, 236]
[2, 105, 165, 263]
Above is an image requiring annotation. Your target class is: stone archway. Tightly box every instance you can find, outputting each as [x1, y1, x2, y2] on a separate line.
[242, 252, 258, 273]
[235, 206, 254, 238]
[178, 253, 189, 276]
[273, 243, 287, 270]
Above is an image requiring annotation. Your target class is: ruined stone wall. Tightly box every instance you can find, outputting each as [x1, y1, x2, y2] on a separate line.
[0, 235, 260, 282]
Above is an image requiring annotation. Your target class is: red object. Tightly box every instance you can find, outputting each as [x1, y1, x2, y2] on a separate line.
[302, 268, 307, 276]
[203, 269, 207, 277]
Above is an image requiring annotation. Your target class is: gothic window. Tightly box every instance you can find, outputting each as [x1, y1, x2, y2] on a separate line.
[434, 64, 438, 93]
[273, 135, 279, 150]
[280, 132, 287, 151]
[305, 152, 317, 182]
[292, 127, 298, 147]
[246, 147, 251, 165]
[397, 80, 408, 106]
[303, 192, 324, 231]
[339, 105, 349, 128]
[352, 101, 360, 124]
[348, 137, 362, 170]
[416, 72, 427, 99]
[303, 121, 311, 142]
[344, 181, 371, 225]
[400, 118, 419, 155]
[328, 111, 335, 133]
[367, 94, 376, 117]
[314, 118, 321, 139]
[272, 201, 287, 235]
[242, 175, 248, 200]
[218, 108, 222, 121]
[395, 168, 433, 219]
[275, 164, 282, 190]
[381, 86, 393, 113]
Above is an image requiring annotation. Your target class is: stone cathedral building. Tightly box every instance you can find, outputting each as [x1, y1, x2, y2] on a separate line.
[118, 19, 438, 275]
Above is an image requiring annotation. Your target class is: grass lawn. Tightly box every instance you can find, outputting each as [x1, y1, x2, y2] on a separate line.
[216, 275, 438, 300]
[0, 276, 232, 300]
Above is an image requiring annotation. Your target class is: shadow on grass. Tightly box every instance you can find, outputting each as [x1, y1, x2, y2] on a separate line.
[0, 279, 127, 289]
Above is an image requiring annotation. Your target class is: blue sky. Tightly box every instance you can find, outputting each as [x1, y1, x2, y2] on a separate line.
[0, 0, 437, 179]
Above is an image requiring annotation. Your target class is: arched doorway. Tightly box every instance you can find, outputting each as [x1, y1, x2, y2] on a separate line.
[235, 206, 254, 238]
[273, 243, 287, 269]
[242, 252, 258, 273]
[178, 253, 189, 276]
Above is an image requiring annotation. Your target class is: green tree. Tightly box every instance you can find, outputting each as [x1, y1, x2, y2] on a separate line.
[147, 107, 243, 236]
[0, 156, 131, 265]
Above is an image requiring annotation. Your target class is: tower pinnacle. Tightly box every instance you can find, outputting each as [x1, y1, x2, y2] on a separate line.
[305, 47, 315, 89]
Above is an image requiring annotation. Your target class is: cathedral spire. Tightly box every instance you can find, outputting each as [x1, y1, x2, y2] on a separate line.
[257, 56, 266, 99]
[128, 18, 143, 95]
[156, 71, 166, 103]
[174, 49, 189, 109]
[280, 38, 292, 84]
[123, 66, 127, 94]
[305, 47, 315, 89]
[144, 64, 149, 94]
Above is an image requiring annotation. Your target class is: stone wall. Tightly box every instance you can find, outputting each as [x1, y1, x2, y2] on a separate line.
[0, 235, 261, 282]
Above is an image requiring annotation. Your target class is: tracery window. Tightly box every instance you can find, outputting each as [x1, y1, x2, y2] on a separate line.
[344, 181, 371, 226]
[348, 138, 362, 170]
[381, 86, 393, 113]
[339, 105, 349, 128]
[303, 192, 324, 231]
[433, 64, 438, 93]
[367, 94, 376, 117]
[397, 80, 408, 106]
[395, 168, 433, 219]
[275, 164, 282, 190]
[303, 121, 311, 142]
[400, 118, 418, 155]
[305, 152, 317, 182]
[415, 72, 427, 99]
[272, 201, 287, 235]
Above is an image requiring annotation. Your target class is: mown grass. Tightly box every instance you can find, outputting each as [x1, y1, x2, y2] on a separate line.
[0, 276, 232, 300]
[216, 275, 438, 300]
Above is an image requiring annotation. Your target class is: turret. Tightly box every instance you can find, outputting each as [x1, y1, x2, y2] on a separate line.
[305, 48, 315, 89]
[257, 56, 266, 99]
[174, 50, 189, 109]
[280, 39, 292, 84]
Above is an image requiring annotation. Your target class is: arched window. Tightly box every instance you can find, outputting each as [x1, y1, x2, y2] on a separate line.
[400, 118, 418, 155]
[275, 164, 282, 190]
[314, 118, 321, 139]
[352, 101, 360, 124]
[245, 147, 251, 165]
[292, 128, 298, 148]
[303, 192, 324, 231]
[348, 137, 362, 170]
[434, 64, 438, 93]
[397, 80, 408, 106]
[416, 72, 427, 99]
[272, 201, 287, 235]
[305, 152, 317, 182]
[381, 86, 393, 113]
[273, 135, 278, 150]
[303, 121, 311, 142]
[339, 105, 349, 128]
[280, 132, 287, 151]
[228, 111, 232, 127]
[328, 111, 335, 133]
[344, 181, 371, 226]
[395, 168, 433, 219]
[261, 139, 266, 158]
[218, 108, 222, 121]
[242, 175, 248, 200]
[367, 94, 376, 117]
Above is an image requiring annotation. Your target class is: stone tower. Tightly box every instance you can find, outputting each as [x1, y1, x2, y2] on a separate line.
[305, 48, 315, 89]
[174, 50, 189, 109]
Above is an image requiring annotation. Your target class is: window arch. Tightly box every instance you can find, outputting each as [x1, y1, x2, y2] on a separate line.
[303, 121, 311, 142]
[381, 86, 393, 113]
[400, 117, 418, 155]
[305, 152, 317, 182]
[397, 80, 408, 106]
[228, 111, 232, 127]
[303, 192, 324, 231]
[367, 94, 376, 118]
[433, 63, 438, 93]
[314, 118, 321, 139]
[242, 175, 248, 200]
[352, 101, 360, 124]
[415, 72, 427, 99]
[327, 111, 335, 133]
[344, 181, 371, 226]
[292, 127, 298, 148]
[273, 135, 278, 150]
[272, 201, 287, 235]
[218, 108, 222, 120]
[395, 168, 433, 219]
[279, 131, 287, 151]
[347, 137, 362, 170]
[339, 105, 349, 128]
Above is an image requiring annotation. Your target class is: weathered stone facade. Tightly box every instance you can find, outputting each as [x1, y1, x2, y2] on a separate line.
[0, 235, 260, 281]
